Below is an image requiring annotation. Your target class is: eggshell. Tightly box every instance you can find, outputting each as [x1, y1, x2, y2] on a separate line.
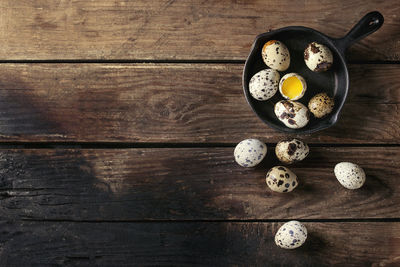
[249, 69, 280, 101]
[308, 93, 335, 118]
[274, 100, 310, 129]
[304, 42, 333, 72]
[266, 166, 298, 193]
[262, 40, 290, 71]
[334, 162, 366, 189]
[275, 221, 307, 249]
[279, 73, 307, 100]
[275, 139, 309, 164]
[234, 139, 267, 167]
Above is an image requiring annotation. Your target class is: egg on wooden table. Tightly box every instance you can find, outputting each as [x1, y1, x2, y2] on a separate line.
[334, 162, 366, 189]
[266, 166, 298, 193]
[249, 69, 280, 101]
[234, 139, 267, 167]
[275, 220, 307, 249]
[304, 42, 333, 72]
[275, 139, 309, 164]
[279, 73, 307, 100]
[261, 40, 290, 71]
[274, 100, 310, 129]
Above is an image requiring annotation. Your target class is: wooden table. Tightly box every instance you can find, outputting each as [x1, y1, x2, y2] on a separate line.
[0, 1, 399, 266]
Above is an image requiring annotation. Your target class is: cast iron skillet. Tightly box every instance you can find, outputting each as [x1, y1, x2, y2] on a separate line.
[243, 11, 384, 134]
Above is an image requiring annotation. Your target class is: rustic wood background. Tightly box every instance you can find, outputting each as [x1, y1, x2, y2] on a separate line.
[0, 0, 399, 266]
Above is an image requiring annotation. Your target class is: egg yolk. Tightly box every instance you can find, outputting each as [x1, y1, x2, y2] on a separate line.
[282, 76, 303, 99]
[265, 40, 277, 47]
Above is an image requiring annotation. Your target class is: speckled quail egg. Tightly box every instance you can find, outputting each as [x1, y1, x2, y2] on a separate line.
[274, 100, 310, 129]
[304, 42, 333, 72]
[334, 162, 366, 189]
[266, 166, 298, 193]
[261, 40, 290, 71]
[308, 93, 335, 118]
[275, 221, 307, 249]
[279, 73, 307, 100]
[275, 139, 309, 164]
[234, 139, 267, 167]
[249, 69, 280, 101]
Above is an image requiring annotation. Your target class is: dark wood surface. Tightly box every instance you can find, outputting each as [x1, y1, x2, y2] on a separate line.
[0, 0, 399, 61]
[0, 221, 399, 266]
[0, 64, 399, 143]
[0, 147, 399, 221]
[0, 0, 399, 266]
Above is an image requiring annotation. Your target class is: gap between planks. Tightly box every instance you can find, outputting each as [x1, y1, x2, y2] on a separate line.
[0, 60, 399, 64]
[0, 142, 398, 149]
[18, 218, 400, 223]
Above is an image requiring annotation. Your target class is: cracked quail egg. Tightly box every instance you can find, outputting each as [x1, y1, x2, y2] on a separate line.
[334, 162, 366, 189]
[234, 139, 267, 167]
[266, 166, 298, 193]
[275, 139, 309, 164]
[274, 100, 310, 129]
[261, 40, 290, 71]
[275, 220, 307, 249]
[308, 93, 335, 118]
[304, 42, 333, 72]
[249, 69, 280, 101]
[279, 73, 307, 100]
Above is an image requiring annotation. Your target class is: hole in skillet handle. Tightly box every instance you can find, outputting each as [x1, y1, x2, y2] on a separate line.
[369, 18, 379, 26]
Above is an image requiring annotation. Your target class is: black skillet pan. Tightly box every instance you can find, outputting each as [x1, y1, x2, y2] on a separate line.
[243, 11, 384, 134]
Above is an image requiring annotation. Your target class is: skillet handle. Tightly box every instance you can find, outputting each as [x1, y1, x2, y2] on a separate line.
[333, 11, 384, 53]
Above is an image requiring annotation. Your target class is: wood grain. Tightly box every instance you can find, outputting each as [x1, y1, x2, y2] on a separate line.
[0, 147, 398, 220]
[0, 220, 399, 266]
[0, 0, 399, 61]
[0, 63, 399, 143]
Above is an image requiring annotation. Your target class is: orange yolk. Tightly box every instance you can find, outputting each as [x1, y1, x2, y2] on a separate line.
[265, 40, 277, 46]
[282, 76, 303, 99]
[262, 40, 277, 52]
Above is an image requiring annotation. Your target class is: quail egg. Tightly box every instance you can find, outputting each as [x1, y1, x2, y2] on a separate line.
[308, 93, 335, 118]
[279, 73, 307, 100]
[266, 166, 298, 193]
[234, 139, 267, 167]
[274, 100, 310, 129]
[275, 221, 307, 249]
[304, 42, 333, 72]
[334, 162, 366, 189]
[249, 69, 280, 101]
[261, 40, 290, 71]
[275, 139, 309, 164]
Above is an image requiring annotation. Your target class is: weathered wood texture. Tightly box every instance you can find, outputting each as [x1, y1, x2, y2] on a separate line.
[1, 1, 398, 265]
[0, 221, 399, 266]
[1, 147, 398, 220]
[0, 0, 399, 61]
[0, 63, 399, 143]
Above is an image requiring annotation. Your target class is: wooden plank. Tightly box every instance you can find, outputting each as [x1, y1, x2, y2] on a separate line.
[0, 147, 399, 220]
[0, 63, 399, 143]
[0, 221, 399, 266]
[0, 0, 398, 61]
